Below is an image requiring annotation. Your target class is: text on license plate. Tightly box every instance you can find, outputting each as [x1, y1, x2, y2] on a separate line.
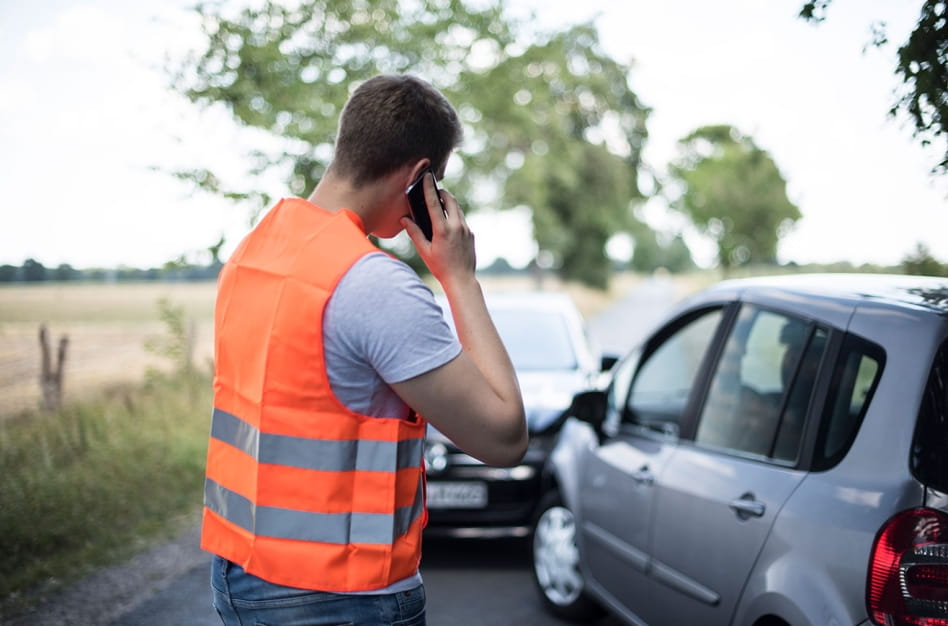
[427, 481, 488, 509]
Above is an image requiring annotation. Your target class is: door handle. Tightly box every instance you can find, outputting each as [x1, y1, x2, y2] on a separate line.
[729, 493, 765, 520]
[631, 465, 654, 486]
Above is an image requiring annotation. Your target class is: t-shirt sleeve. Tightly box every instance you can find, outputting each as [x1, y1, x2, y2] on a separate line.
[326, 252, 461, 384]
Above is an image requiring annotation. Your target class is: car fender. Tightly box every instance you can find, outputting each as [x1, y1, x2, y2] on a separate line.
[733, 551, 861, 626]
[548, 417, 599, 514]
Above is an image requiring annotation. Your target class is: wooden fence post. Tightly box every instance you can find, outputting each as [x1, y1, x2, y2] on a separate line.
[39, 324, 69, 411]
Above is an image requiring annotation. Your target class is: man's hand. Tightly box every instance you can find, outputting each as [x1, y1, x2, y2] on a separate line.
[400, 172, 477, 291]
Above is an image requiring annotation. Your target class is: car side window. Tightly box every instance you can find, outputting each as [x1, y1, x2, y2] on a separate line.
[813, 334, 885, 470]
[625, 308, 725, 434]
[773, 326, 827, 462]
[695, 305, 828, 462]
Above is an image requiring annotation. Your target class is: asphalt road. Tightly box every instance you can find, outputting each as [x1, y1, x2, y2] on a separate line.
[19, 277, 681, 626]
[108, 536, 627, 626]
[587, 273, 681, 357]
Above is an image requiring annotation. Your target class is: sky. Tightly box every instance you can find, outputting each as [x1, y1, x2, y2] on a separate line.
[1, 0, 945, 271]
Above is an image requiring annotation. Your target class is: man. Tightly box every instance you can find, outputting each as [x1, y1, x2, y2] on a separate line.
[202, 74, 527, 626]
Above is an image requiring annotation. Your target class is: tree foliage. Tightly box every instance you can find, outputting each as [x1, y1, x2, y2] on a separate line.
[800, 0, 948, 174]
[902, 242, 948, 276]
[507, 140, 641, 288]
[669, 125, 801, 271]
[171, 0, 649, 286]
[628, 228, 694, 274]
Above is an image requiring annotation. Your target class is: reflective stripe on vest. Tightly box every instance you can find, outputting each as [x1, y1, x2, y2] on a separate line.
[204, 475, 425, 545]
[210, 407, 424, 473]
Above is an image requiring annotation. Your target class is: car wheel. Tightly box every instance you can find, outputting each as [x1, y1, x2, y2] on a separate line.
[531, 491, 604, 622]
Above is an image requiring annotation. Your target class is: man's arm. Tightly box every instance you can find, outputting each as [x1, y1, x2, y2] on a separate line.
[392, 277, 526, 467]
[397, 173, 527, 467]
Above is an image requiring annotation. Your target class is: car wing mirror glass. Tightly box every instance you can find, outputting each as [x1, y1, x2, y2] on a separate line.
[568, 390, 608, 432]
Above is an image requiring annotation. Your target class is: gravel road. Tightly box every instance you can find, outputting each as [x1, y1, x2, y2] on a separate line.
[6, 512, 207, 626]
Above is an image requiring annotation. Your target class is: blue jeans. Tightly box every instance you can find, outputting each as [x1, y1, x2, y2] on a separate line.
[210, 556, 426, 626]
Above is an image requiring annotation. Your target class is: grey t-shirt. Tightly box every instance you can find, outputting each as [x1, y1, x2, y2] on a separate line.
[323, 251, 460, 595]
[324, 252, 461, 414]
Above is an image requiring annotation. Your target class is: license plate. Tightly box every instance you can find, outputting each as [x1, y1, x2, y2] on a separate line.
[427, 481, 488, 509]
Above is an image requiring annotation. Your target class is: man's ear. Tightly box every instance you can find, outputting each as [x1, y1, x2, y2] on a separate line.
[406, 159, 431, 186]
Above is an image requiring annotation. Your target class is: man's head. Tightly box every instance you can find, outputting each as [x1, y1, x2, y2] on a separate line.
[330, 75, 463, 187]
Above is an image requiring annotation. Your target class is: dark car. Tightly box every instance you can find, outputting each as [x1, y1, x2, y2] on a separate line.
[424, 291, 614, 538]
[532, 273, 948, 625]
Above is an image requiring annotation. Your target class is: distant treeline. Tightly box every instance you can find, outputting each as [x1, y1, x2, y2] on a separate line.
[0, 256, 535, 284]
[0, 258, 223, 283]
[3, 244, 946, 284]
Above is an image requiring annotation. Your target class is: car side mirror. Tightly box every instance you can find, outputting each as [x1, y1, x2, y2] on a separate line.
[568, 390, 609, 432]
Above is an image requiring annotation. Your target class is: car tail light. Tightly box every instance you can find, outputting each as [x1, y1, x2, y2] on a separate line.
[868, 508, 948, 625]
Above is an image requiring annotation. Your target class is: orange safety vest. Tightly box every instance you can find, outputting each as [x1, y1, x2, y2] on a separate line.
[201, 198, 427, 592]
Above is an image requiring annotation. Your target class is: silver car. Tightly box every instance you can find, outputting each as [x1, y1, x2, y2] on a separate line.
[532, 273, 948, 625]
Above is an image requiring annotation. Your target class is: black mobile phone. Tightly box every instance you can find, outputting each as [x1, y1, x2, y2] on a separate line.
[405, 168, 445, 241]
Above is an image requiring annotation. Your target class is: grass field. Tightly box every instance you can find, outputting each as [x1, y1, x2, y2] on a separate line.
[0, 281, 218, 417]
[0, 272, 660, 419]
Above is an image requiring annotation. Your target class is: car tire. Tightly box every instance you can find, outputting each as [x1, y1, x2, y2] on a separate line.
[531, 490, 605, 622]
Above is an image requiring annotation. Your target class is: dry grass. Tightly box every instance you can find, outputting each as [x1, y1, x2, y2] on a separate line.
[0, 282, 217, 417]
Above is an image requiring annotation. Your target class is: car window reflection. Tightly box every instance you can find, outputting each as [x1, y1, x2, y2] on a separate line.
[695, 305, 829, 463]
[626, 308, 724, 432]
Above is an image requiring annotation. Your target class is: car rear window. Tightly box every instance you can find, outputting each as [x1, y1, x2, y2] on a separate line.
[911, 338, 948, 493]
[812, 334, 885, 471]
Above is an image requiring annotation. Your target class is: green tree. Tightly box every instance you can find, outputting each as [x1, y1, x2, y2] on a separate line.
[668, 125, 801, 272]
[624, 219, 694, 274]
[629, 227, 662, 274]
[800, 0, 948, 174]
[53, 264, 78, 282]
[507, 140, 642, 288]
[651, 234, 694, 274]
[171, 0, 649, 287]
[902, 242, 948, 276]
[22, 258, 47, 282]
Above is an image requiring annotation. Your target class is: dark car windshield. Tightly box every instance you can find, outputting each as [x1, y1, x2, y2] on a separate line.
[491, 309, 578, 371]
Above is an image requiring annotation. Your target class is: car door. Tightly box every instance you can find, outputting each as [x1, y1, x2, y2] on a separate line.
[639, 304, 829, 626]
[578, 306, 728, 622]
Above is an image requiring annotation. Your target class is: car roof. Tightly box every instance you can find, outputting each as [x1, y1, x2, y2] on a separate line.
[697, 273, 948, 316]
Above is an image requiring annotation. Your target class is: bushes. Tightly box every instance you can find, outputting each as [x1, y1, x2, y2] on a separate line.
[0, 369, 211, 609]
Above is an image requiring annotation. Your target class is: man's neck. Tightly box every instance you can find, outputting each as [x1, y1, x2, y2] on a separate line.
[307, 169, 406, 237]
[307, 173, 351, 212]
